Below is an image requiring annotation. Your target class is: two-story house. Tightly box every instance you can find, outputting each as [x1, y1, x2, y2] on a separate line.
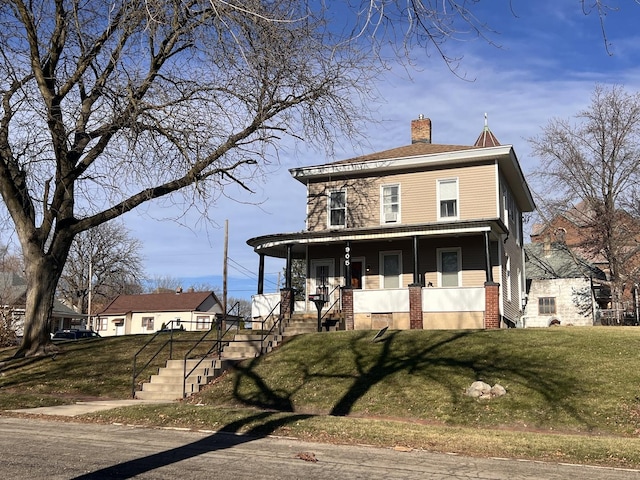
[248, 116, 536, 330]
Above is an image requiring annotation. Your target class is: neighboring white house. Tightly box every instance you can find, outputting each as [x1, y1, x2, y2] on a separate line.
[522, 242, 607, 327]
[96, 290, 223, 336]
[0, 272, 85, 336]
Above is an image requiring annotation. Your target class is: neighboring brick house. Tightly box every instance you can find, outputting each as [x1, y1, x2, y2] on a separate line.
[522, 242, 607, 327]
[247, 115, 536, 330]
[531, 201, 640, 315]
[97, 290, 223, 336]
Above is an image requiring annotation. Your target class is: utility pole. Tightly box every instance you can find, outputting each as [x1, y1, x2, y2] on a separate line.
[87, 259, 92, 330]
[223, 219, 228, 317]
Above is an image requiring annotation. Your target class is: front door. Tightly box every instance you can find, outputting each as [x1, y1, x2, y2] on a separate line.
[351, 259, 364, 289]
[310, 259, 334, 301]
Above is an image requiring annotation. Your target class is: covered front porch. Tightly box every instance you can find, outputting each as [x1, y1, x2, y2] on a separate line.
[247, 220, 506, 331]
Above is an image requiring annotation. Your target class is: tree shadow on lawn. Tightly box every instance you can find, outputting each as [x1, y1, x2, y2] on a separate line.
[229, 330, 592, 429]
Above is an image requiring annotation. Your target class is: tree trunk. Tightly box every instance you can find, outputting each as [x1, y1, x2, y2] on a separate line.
[14, 255, 64, 358]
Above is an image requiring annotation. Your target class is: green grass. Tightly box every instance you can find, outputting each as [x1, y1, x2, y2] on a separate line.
[3, 327, 640, 468]
[0, 331, 219, 408]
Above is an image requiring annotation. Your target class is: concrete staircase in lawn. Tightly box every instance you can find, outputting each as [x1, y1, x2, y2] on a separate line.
[135, 357, 234, 401]
[134, 333, 283, 401]
[135, 314, 343, 401]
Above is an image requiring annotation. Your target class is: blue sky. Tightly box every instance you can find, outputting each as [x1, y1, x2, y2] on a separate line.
[123, 1, 640, 299]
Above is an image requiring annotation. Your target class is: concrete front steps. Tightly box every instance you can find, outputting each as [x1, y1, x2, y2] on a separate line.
[135, 333, 284, 401]
[220, 333, 283, 359]
[135, 358, 235, 401]
[135, 316, 343, 401]
[283, 312, 343, 335]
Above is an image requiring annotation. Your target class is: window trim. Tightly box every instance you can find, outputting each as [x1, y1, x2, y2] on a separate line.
[437, 178, 459, 221]
[379, 250, 403, 289]
[538, 297, 556, 315]
[196, 315, 211, 330]
[436, 247, 462, 287]
[141, 316, 155, 331]
[328, 188, 347, 228]
[380, 183, 401, 224]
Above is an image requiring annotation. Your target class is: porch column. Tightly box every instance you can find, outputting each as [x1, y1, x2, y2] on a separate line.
[257, 253, 265, 295]
[344, 241, 352, 288]
[483, 231, 493, 283]
[280, 288, 294, 319]
[412, 235, 421, 285]
[342, 287, 354, 330]
[484, 281, 500, 329]
[285, 244, 292, 289]
[408, 284, 423, 329]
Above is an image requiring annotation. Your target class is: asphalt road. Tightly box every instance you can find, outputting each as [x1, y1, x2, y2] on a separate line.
[0, 416, 639, 479]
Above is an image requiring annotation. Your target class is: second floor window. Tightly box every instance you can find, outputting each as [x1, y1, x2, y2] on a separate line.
[381, 184, 400, 223]
[438, 178, 458, 220]
[329, 189, 346, 227]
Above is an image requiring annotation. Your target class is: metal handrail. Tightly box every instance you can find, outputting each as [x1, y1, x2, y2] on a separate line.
[131, 319, 180, 398]
[319, 285, 342, 329]
[180, 302, 243, 398]
[260, 300, 282, 355]
[181, 319, 240, 398]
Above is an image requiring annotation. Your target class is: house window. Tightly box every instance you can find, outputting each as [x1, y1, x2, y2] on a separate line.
[380, 251, 402, 289]
[98, 317, 109, 331]
[329, 189, 346, 227]
[538, 297, 556, 315]
[141, 316, 154, 331]
[437, 248, 461, 287]
[438, 178, 458, 219]
[196, 316, 211, 330]
[381, 184, 400, 224]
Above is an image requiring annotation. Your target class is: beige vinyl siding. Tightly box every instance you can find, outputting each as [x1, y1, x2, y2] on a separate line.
[305, 163, 498, 231]
[502, 232, 525, 324]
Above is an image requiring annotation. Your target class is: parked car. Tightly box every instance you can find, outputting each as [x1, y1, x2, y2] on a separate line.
[51, 329, 101, 341]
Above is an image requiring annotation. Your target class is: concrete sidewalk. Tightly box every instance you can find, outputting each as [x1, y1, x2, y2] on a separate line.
[9, 399, 174, 417]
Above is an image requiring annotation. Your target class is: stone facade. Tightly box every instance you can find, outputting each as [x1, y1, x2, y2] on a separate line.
[522, 277, 594, 327]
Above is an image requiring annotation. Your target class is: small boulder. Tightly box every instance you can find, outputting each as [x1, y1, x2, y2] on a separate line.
[490, 384, 507, 397]
[465, 381, 492, 398]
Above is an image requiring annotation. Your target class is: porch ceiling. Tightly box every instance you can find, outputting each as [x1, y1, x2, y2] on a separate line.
[247, 219, 507, 259]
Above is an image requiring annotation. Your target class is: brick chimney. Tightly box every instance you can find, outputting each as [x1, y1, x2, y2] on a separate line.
[411, 114, 431, 144]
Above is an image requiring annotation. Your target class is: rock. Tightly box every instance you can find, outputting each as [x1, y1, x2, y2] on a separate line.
[490, 384, 507, 397]
[465, 381, 492, 398]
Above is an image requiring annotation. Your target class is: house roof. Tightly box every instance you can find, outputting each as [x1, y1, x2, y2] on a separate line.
[289, 118, 535, 213]
[99, 291, 220, 315]
[525, 243, 606, 280]
[248, 219, 508, 259]
[0, 272, 27, 304]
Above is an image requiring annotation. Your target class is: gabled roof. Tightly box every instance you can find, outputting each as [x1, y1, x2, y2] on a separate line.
[525, 243, 606, 280]
[99, 291, 220, 315]
[0, 272, 27, 304]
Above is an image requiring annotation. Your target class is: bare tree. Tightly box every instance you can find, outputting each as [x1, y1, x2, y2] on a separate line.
[529, 84, 640, 312]
[58, 222, 144, 320]
[0, 1, 634, 357]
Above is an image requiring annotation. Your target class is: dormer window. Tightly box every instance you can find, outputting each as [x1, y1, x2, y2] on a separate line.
[329, 189, 346, 228]
[438, 178, 458, 220]
[381, 184, 400, 224]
